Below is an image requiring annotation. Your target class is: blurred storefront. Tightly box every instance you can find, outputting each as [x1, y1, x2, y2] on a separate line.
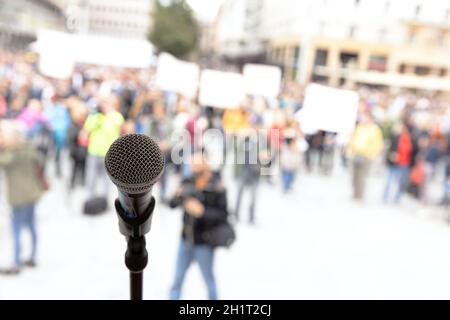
[213, 0, 450, 91]
[0, 0, 66, 50]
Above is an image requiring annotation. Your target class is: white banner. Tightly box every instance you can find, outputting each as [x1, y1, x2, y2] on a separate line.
[36, 29, 155, 69]
[38, 52, 75, 79]
[296, 84, 359, 134]
[155, 53, 200, 97]
[199, 69, 245, 109]
[243, 64, 281, 98]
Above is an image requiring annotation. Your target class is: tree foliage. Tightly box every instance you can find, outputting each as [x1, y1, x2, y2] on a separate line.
[149, 0, 198, 59]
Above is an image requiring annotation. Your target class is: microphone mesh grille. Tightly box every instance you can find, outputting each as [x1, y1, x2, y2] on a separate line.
[105, 134, 164, 194]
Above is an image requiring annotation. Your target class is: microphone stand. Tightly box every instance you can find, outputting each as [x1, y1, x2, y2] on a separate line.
[114, 197, 155, 300]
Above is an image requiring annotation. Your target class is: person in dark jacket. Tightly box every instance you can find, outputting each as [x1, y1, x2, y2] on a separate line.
[234, 134, 261, 223]
[67, 99, 88, 189]
[383, 122, 413, 203]
[169, 152, 228, 300]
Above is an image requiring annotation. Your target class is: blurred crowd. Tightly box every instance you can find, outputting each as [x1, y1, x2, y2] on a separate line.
[0, 50, 450, 299]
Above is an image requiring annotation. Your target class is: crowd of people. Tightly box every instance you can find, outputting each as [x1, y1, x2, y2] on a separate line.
[0, 50, 449, 299]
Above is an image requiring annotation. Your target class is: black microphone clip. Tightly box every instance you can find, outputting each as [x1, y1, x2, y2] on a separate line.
[114, 196, 155, 239]
[114, 196, 155, 292]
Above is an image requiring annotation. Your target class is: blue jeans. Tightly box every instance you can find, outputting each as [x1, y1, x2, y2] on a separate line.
[282, 170, 295, 193]
[85, 155, 109, 198]
[234, 179, 258, 223]
[383, 165, 409, 203]
[170, 240, 217, 300]
[12, 203, 37, 267]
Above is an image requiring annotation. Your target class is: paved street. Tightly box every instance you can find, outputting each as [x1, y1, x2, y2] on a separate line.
[0, 160, 449, 299]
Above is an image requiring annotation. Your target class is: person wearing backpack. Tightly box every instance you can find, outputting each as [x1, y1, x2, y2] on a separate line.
[168, 152, 230, 300]
[0, 120, 46, 275]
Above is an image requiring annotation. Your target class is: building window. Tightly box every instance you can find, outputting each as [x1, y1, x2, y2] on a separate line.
[368, 55, 387, 72]
[339, 52, 359, 68]
[445, 8, 450, 21]
[314, 49, 328, 66]
[399, 64, 406, 73]
[355, 0, 360, 7]
[439, 68, 447, 77]
[414, 65, 430, 76]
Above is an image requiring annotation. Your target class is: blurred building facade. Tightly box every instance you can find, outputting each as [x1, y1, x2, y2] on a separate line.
[0, 0, 66, 50]
[59, 0, 154, 39]
[214, 0, 450, 91]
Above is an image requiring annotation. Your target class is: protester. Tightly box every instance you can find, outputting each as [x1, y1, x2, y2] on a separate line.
[0, 120, 46, 275]
[83, 96, 124, 199]
[280, 135, 302, 193]
[347, 112, 384, 201]
[67, 98, 88, 189]
[383, 122, 413, 204]
[234, 133, 261, 224]
[147, 101, 173, 203]
[44, 95, 70, 177]
[169, 152, 228, 300]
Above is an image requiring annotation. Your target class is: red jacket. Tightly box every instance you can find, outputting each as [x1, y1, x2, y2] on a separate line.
[397, 132, 412, 166]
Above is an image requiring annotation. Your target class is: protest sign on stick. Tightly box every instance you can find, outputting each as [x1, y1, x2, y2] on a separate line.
[199, 70, 245, 109]
[155, 53, 200, 97]
[243, 64, 281, 98]
[296, 84, 359, 134]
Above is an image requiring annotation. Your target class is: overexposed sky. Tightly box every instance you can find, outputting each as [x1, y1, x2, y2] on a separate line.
[187, 0, 225, 23]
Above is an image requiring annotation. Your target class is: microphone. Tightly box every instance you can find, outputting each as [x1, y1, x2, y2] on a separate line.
[104, 133, 164, 300]
[105, 133, 164, 219]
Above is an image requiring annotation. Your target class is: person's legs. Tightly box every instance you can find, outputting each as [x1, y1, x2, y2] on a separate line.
[79, 158, 86, 186]
[70, 159, 79, 189]
[352, 158, 363, 199]
[194, 245, 217, 300]
[95, 156, 109, 198]
[159, 163, 169, 202]
[11, 206, 25, 268]
[358, 159, 370, 199]
[324, 148, 335, 175]
[354, 158, 370, 200]
[170, 240, 193, 300]
[422, 163, 433, 204]
[249, 182, 258, 224]
[55, 145, 62, 178]
[234, 179, 246, 221]
[25, 203, 37, 263]
[85, 154, 97, 196]
[394, 166, 409, 203]
[281, 170, 290, 193]
[383, 165, 397, 203]
[287, 171, 295, 191]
